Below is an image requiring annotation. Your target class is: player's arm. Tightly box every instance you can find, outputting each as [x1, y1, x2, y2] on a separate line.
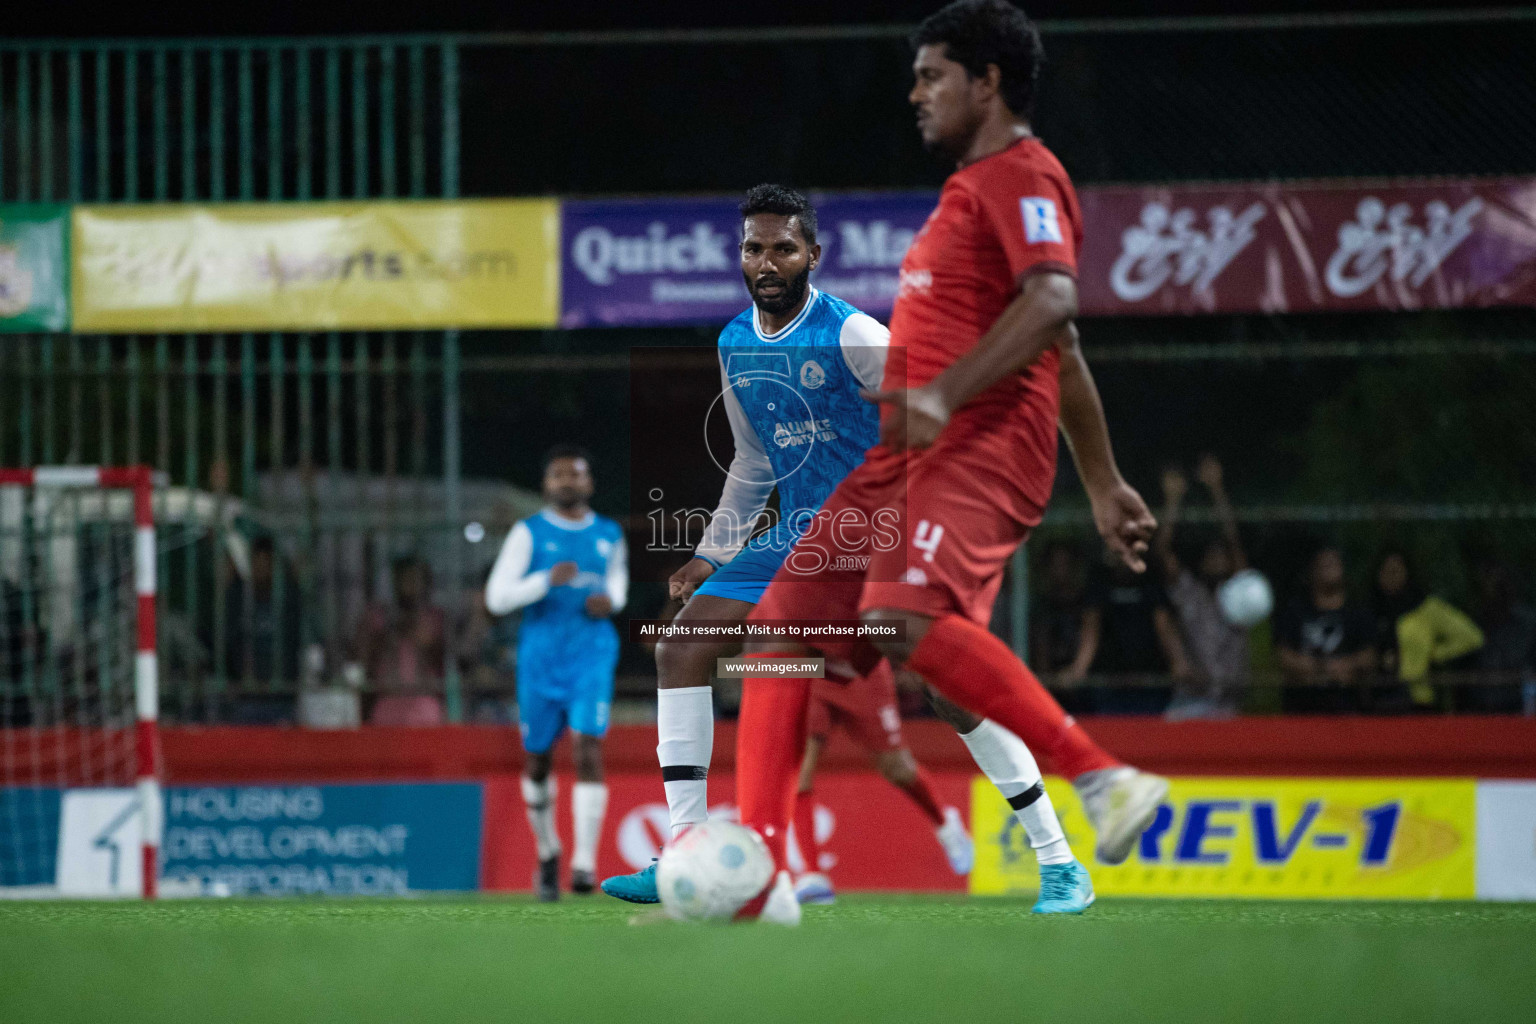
[1056, 325, 1158, 572]
[484, 521, 550, 616]
[586, 535, 629, 618]
[839, 312, 890, 391]
[677, 359, 778, 601]
[864, 271, 1077, 450]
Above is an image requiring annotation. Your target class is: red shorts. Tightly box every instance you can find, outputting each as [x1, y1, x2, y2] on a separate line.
[806, 660, 904, 753]
[752, 433, 1045, 670]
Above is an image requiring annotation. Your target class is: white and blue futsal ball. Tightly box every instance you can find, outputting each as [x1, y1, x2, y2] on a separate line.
[657, 821, 775, 922]
[1217, 568, 1274, 628]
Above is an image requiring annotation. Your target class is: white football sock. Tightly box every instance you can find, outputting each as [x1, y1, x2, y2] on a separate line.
[520, 775, 561, 862]
[657, 685, 713, 839]
[959, 719, 1074, 866]
[571, 782, 609, 873]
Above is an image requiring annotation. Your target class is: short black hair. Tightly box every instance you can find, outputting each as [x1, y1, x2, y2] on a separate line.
[911, 0, 1045, 117]
[543, 443, 592, 473]
[740, 184, 817, 246]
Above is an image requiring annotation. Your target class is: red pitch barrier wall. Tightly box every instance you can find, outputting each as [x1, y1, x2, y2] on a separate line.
[142, 716, 1536, 894]
[147, 716, 1536, 784]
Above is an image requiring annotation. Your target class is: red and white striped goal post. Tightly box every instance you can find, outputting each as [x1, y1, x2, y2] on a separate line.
[0, 465, 162, 899]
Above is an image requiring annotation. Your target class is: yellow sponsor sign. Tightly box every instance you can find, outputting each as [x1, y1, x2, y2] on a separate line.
[971, 776, 1475, 900]
[72, 199, 560, 331]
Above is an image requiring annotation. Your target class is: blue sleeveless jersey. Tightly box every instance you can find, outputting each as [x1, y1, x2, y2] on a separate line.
[517, 510, 623, 683]
[717, 290, 881, 526]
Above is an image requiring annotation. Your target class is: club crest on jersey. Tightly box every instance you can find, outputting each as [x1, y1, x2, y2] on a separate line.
[1020, 197, 1063, 245]
[799, 360, 827, 390]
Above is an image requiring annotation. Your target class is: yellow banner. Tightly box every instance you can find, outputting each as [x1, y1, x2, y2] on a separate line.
[72, 200, 560, 331]
[970, 776, 1475, 900]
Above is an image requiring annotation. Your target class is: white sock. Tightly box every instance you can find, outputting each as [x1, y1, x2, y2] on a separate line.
[571, 782, 609, 873]
[959, 719, 1074, 867]
[657, 685, 713, 839]
[520, 775, 561, 862]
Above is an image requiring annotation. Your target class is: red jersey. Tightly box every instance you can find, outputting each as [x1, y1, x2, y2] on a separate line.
[884, 136, 1082, 509]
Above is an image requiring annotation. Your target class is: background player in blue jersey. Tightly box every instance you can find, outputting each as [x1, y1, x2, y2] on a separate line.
[603, 186, 1088, 914]
[486, 445, 628, 901]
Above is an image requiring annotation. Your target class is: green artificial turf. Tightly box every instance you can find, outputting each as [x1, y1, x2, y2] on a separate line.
[2, 895, 1532, 1024]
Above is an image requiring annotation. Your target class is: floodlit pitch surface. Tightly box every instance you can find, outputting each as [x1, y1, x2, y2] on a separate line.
[2, 897, 1532, 1023]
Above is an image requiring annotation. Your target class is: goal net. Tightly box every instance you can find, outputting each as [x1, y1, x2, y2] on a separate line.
[0, 467, 161, 899]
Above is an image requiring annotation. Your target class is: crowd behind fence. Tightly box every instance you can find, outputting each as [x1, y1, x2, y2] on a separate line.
[1, 12, 1533, 723]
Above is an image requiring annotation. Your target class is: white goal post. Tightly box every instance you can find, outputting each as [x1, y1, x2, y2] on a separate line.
[0, 466, 161, 899]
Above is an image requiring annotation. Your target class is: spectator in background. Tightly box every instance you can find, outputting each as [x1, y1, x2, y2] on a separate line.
[222, 536, 303, 684]
[1030, 541, 1095, 684]
[1276, 546, 1377, 712]
[1154, 455, 1250, 720]
[1370, 549, 1483, 711]
[1084, 547, 1183, 714]
[355, 555, 447, 726]
[1472, 560, 1536, 713]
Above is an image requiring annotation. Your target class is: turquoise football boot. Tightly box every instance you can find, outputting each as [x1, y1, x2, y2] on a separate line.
[600, 860, 660, 904]
[1032, 860, 1095, 914]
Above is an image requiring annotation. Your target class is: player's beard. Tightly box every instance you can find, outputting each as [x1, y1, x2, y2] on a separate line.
[747, 264, 811, 317]
[548, 487, 587, 512]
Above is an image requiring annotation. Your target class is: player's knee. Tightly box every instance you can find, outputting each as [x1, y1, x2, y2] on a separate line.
[572, 735, 604, 782]
[877, 749, 918, 786]
[860, 608, 930, 666]
[655, 637, 713, 689]
[926, 687, 983, 733]
[524, 752, 553, 783]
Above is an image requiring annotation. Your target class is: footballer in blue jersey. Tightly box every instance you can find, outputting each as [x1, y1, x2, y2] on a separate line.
[487, 445, 628, 902]
[603, 185, 1071, 910]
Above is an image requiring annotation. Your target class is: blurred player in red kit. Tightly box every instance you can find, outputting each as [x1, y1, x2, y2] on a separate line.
[790, 663, 973, 906]
[736, 0, 1170, 923]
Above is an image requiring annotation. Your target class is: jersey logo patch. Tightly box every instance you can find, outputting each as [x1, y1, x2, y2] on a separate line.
[799, 359, 827, 390]
[1020, 197, 1063, 245]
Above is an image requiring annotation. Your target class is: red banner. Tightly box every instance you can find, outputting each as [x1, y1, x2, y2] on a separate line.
[1077, 178, 1536, 315]
[481, 770, 971, 893]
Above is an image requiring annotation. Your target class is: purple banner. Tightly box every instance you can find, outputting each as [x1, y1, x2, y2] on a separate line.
[560, 179, 1536, 326]
[559, 193, 935, 327]
[1077, 178, 1536, 315]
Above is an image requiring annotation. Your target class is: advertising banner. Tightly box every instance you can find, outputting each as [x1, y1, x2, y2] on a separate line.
[481, 770, 971, 892]
[971, 776, 1477, 900]
[559, 193, 934, 327]
[561, 179, 1536, 326]
[0, 203, 70, 332]
[72, 199, 560, 332]
[159, 783, 483, 895]
[1475, 781, 1536, 901]
[1077, 178, 1536, 315]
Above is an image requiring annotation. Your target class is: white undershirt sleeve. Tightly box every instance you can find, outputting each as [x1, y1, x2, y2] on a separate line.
[838, 312, 891, 391]
[484, 521, 550, 615]
[694, 357, 777, 565]
[605, 535, 629, 612]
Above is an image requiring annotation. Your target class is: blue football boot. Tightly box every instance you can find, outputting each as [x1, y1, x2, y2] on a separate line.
[600, 859, 660, 904]
[1032, 860, 1095, 914]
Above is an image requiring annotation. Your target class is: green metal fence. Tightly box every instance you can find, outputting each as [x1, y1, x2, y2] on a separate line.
[0, 40, 468, 721]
